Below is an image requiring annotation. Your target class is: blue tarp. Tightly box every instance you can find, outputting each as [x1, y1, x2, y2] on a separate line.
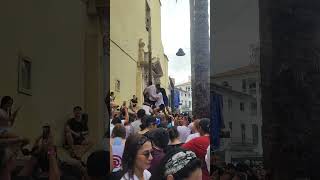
[173, 90, 180, 108]
[211, 93, 224, 150]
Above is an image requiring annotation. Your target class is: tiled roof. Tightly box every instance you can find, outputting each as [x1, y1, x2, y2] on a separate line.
[211, 83, 255, 100]
[212, 64, 259, 79]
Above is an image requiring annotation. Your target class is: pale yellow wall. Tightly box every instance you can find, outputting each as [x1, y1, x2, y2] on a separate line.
[110, 0, 147, 105]
[151, 0, 164, 58]
[161, 55, 169, 93]
[110, 0, 148, 60]
[0, 0, 104, 145]
[110, 43, 138, 105]
[110, 0, 168, 105]
[150, 0, 169, 93]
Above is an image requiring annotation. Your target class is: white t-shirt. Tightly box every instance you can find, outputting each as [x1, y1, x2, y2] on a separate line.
[0, 108, 11, 135]
[188, 122, 194, 132]
[112, 137, 125, 172]
[131, 119, 142, 134]
[110, 122, 115, 137]
[142, 105, 152, 115]
[177, 126, 191, 143]
[121, 169, 151, 180]
[0, 108, 10, 128]
[155, 92, 164, 107]
[144, 85, 158, 101]
[185, 132, 200, 143]
[121, 120, 134, 138]
[205, 145, 210, 173]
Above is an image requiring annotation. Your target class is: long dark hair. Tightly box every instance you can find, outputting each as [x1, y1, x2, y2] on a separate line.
[167, 126, 179, 141]
[140, 115, 156, 131]
[0, 96, 13, 115]
[151, 148, 202, 180]
[0, 96, 13, 109]
[121, 134, 151, 180]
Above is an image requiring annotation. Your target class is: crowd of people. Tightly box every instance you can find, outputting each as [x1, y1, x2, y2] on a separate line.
[0, 96, 110, 180]
[107, 82, 211, 180]
[108, 82, 271, 180]
[0, 81, 270, 180]
[209, 157, 269, 180]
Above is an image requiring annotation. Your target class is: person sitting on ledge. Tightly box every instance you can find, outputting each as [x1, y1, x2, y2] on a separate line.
[64, 106, 92, 160]
[0, 96, 29, 148]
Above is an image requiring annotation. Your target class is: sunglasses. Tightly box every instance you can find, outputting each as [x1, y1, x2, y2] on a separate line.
[140, 150, 154, 158]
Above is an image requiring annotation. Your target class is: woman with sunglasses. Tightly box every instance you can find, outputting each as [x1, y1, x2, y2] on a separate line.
[151, 148, 202, 180]
[121, 134, 153, 180]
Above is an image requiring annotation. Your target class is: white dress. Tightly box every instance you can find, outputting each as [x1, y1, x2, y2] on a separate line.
[0, 109, 10, 134]
[120, 169, 152, 180]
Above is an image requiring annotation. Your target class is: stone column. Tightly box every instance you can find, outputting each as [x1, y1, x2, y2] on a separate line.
[190, 0, 210, 118]
[259, 0, 320, 179]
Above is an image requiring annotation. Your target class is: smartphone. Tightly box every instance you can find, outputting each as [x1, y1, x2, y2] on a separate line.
[42, 125, 50, 139]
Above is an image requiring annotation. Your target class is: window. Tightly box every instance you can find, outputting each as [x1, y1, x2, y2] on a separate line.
[222, 81, 229, 87]
[252, 124, 259, 145]
[240, 102, 245, 112]
[189, 101, 191, 108]
[229, 122, 232, 131]
[115, 80, 120, 92]
[228, 99, 232, 111]
[250, 102, 257, 116]
[241, 124, 246, 144]
[249, 82, 256, 89]
[185, 93, 187, 97]
[242, 79, 247, 92]
[181, 100, 183, 105]
[145, 1, 151, 31]
[248, 79, 257, 94]
[18, 56, 32, 95]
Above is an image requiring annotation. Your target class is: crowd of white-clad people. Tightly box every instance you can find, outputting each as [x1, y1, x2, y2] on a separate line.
[107, 81, 211, 180]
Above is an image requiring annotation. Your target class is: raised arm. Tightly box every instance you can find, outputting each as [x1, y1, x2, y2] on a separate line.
[10, 106, 22, 125]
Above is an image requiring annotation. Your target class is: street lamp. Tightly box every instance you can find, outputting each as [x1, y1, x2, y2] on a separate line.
[176, 48, 186, 56]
